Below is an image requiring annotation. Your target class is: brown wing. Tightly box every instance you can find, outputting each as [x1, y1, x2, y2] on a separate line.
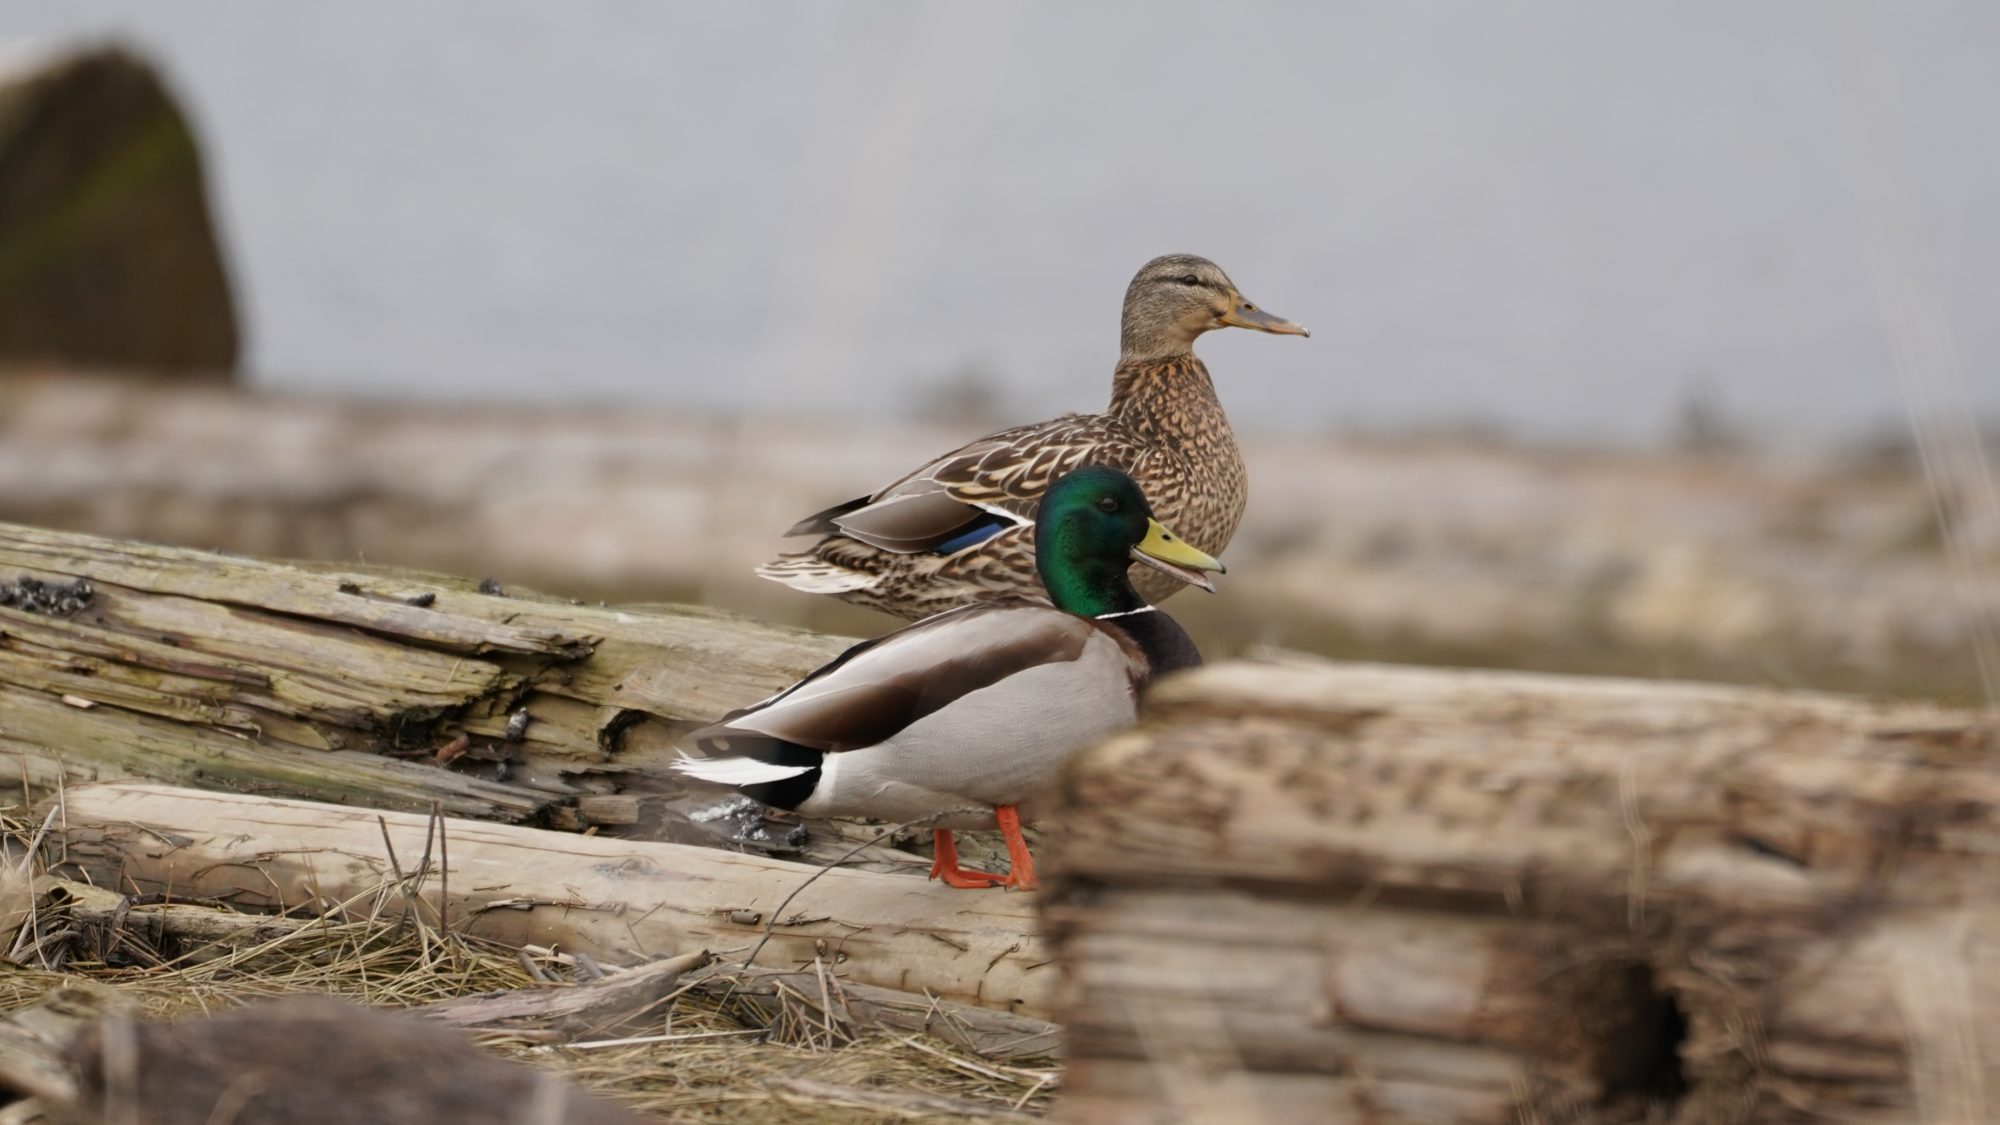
[785, 413, 1157, 555]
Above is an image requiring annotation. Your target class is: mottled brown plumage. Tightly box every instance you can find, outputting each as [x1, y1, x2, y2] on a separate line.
[758, 254, 1306, 620]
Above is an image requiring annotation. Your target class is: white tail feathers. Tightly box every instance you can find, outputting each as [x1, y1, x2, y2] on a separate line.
[671, 750, 814, 786]
[754, 557, 877, 594]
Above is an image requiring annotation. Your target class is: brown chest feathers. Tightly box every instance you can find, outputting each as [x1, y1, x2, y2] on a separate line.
[1105, 355, 1247, 599]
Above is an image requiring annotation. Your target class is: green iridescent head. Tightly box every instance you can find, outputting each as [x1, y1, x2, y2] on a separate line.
[1034, 466, 1226, 618]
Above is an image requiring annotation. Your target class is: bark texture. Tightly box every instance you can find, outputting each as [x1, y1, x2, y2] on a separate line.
[1044, 656, 2000, 1123]
[0, 519, 845, 827]
[50, 782, 1053, 1018]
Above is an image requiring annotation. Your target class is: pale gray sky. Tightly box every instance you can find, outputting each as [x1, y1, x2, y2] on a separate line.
[5, 1, 1995, 447]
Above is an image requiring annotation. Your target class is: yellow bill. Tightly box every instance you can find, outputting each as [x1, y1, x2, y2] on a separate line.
[1131, 518, 1226, 593]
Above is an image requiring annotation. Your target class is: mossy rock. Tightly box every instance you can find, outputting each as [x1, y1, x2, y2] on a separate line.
[0, 44, 238, 376]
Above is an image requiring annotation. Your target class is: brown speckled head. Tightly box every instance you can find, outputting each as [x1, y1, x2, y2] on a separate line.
[1118, 254, 1308, 361]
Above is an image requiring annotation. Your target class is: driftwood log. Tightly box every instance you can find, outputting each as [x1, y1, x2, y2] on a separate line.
[416, 949, 713, 1034]
[1044, 656, 2000, 1123]
[680, 964, 1063, 1062]
[0, 876, 1061, 1113]
[46, 782, 1052, 1019]
[0, 519, 844, 827]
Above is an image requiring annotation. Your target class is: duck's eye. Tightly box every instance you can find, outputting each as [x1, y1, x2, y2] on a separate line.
[1097, 496, 1119, 513]
[1178, 275, 1201, 287]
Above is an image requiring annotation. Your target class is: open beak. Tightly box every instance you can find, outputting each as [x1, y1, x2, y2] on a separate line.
[1130, 518, 1227, 594]
[1219, 296, 1309, 338]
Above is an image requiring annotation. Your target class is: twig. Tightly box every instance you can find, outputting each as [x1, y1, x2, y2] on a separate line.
[735, 808, 971, 976]
[435, 799, 450, 934]
[564, 1028, 764, 1050]
[894, 1034, 1059, 1088]
[772, 1076, 1038, 1121]
[414, 804, 439, 895]
[375, 815, 423, 945]
[12, 928, 79, 963]
[733, 823, 901, 975]
[17, 799, 59, 875]
[814, 955, 839, 1048]
[53, 765, 66, 860]
[375, 816, 407, 887]
[7, 802, 64, 963]
[717, 809, 982, 1022]
[1009, 1073, 1054, 1113]
[518, 948, 553, 983]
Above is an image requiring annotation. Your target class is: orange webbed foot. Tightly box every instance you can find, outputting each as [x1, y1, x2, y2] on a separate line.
[929, 828, 1006, 888]
[994, 806, 1038, 891]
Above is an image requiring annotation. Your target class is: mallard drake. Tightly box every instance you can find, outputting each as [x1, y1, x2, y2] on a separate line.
[757, 254, 1304, 620]
[675, 466, 1223, 890]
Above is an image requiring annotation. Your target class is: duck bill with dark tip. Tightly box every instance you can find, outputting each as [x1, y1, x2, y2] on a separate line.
[1218, 299, 1309, 337]
[1129, 518, 1226, 594]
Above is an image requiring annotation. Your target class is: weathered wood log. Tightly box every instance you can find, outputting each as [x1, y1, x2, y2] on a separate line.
[683, 965, 1063, 1062]
[50, 783, 1052, 1019]
[418, 950, 712, 1034]
[1044, 656, 2000, 1123]
[25, 877, 314, 970]
[13, 878, 1060, 1061]
[0, 519, 846, 828]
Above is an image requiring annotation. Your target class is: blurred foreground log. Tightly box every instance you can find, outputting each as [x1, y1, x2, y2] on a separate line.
[0, 47, 238, 374]
[62, 998, 645, 1125]
[49, 782, 1052, 1017]
[1046, 657, 2000, 1123]
[0, 519, 844, 825]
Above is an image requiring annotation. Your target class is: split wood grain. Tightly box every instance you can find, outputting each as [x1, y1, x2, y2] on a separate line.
[51, 783, 1052, 1018]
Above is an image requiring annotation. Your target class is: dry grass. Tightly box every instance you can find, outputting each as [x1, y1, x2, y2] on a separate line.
[0, 804, 1059, 1123]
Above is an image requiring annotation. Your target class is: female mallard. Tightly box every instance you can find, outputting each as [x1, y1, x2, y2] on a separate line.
[757, 254, 1303, 620]
[676, 466, 1222, 890]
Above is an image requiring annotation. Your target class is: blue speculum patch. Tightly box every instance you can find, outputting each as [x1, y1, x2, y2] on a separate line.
[933, 512, 1016, 556]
